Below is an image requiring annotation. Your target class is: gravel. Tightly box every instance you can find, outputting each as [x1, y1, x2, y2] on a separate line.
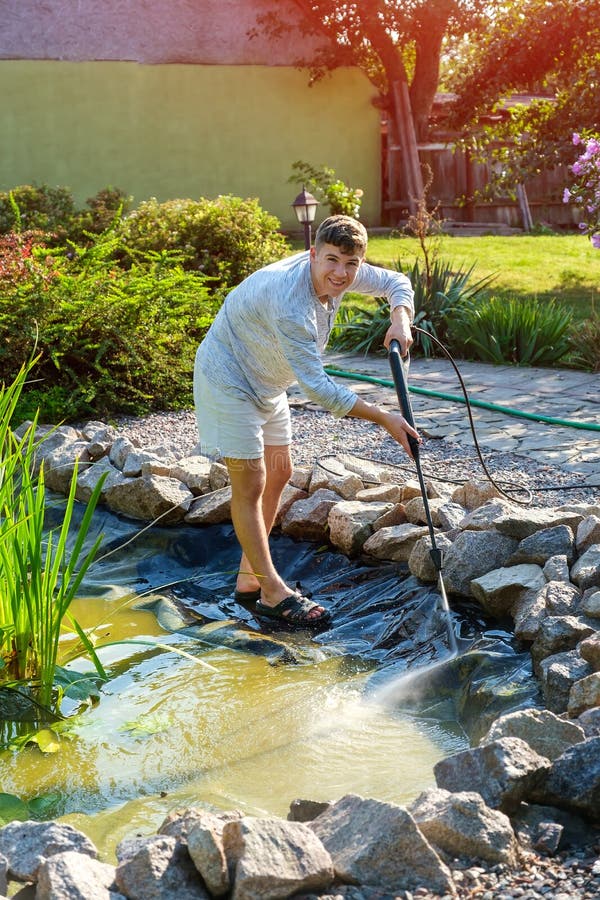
[113, 405, 600, 510]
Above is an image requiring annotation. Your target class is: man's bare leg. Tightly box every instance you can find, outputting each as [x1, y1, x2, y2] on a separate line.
[226, 448, 326, 618]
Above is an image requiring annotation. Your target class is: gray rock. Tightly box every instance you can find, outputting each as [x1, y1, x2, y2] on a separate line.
[403, 496, 446, 526]
[512, 591, 547, 642]
[579, 631, 600, 670]
[538, 650, 593, 714]
[436, 502, 467, 531]
[571, 544, 600, 591]
[362, 523, 430, 562]
[567, 671, 600, 717]
[441, 530, 518, 598]
[222, 816, 334, 900]
[511, 803, 593, 853]
[433, 737, 551, 814]
[339, 457, 396, 485]
[576, 514, 600, 553]
[495, 508, 583, 541]
[0, 853, 6, 896]
[29, 424, 82, 476]
[371, 503, 407, 530]
[36, 850, 123, 900]
[281, 489, 340, 541]
[83, 423, 117, 460]
[470, 564, 546, 618]
[581, 589, 600, 618]
[542, 554, 571, 583]
[123, 449, 175, 477]
[209, 461, 230, 491]
[105, 475, 193, 524]
[508, 525, 575, 566]
[187, 814, 230, 898]
[459, 498, 516, 531]
[185, 486, 232, 525]
[541, 581, 581, 616]
[530, 736, 600, 822]
[531, 616, 596, 675]
[328, 500, 393, 556]
[408, 533, 454, 582]
[158, 807, 241, 843]
[0, 821, 97, 882]
[309, 794, 454, 897]
[577, 706, 600, 737]
[451, 480, 502, 510]
[480, 708, 585, 761]
[409, 788, 518, 865]
[115, 835, 208, 899]
[354, 483, 401, 503]
[309, 462, 363, 499]
[274, 484, 308, 527]
[169, 456, 213, 495]
[109, 435, 138, 470]
[76, 457, 129, 502]
[43, 441, 92, 493]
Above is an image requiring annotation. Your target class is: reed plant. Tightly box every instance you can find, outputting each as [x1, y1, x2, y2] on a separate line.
[0, 360, 105, 715]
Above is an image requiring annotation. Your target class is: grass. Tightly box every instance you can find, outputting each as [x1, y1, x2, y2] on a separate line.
[365, 233, 599, 321]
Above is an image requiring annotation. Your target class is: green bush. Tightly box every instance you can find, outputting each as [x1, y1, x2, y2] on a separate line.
[567, 308, 600, 372]
[0, 184, 130, 243]
[117, 195, 289, 294]
[448, 295, 574, 366]
[0, 232, 218, 422]
[289, 161, 363, 219]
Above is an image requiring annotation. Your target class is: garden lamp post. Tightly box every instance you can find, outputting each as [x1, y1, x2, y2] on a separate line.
[292, 186, 319, 250]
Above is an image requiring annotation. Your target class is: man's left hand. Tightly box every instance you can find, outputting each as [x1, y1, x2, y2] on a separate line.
[384, 306, 413, 357]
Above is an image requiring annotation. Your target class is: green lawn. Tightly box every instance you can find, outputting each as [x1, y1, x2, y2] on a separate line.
[365, 233, 600, 321]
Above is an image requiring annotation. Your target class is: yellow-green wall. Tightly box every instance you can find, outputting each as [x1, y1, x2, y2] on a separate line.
[0, 61, 381, 228]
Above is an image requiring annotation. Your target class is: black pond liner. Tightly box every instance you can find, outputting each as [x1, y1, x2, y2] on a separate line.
[56, 503, 543, 745]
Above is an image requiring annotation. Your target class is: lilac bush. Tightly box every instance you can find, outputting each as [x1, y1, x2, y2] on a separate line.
[563, 132, 600, 249]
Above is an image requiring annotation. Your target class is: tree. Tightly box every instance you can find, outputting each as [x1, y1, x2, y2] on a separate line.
[447, 0, 600, 195]
[250, 0, 490, 208]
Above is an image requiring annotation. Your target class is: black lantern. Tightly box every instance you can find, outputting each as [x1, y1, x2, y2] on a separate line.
[291, 186, 319, 250]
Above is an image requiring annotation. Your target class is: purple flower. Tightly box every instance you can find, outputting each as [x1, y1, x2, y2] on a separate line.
[591, 233, 600, 249]
[572, 161, 583, 175]
[563, 188, 571, 203]
[573, 132, 581, 145]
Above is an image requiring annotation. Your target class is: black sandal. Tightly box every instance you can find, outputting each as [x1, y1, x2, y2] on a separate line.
[233, 588, 262, 603]
[255, 594, 331, 629]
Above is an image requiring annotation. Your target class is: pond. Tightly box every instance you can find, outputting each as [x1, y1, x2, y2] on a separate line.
[0, 506, 539, 862]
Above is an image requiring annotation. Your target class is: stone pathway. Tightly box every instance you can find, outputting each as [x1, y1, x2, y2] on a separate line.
[322, 353, 600, 486]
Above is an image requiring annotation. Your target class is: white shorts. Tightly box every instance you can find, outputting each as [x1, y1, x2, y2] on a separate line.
[194, 368, 292, 460]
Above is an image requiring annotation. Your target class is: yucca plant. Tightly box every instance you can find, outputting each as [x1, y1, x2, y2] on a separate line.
[448, 295, 574, 366]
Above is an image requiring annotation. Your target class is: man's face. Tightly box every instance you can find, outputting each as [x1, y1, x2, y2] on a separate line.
[309, 242, 365, 298]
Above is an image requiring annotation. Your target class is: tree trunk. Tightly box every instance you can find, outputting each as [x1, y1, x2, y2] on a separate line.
[410, 1, 454, 141]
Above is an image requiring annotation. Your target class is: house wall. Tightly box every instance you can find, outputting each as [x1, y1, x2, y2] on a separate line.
[0, 60, 382, 229]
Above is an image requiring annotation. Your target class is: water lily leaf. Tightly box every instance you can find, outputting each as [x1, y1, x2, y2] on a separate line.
[25, 728, 61, 753]
[54, 666, 103, 701]
[120, 713, 171, 736]
[27, 792, 63, 819]
[0, 792, 29, 825]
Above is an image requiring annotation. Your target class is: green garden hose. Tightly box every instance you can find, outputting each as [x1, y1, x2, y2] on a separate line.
[324, 367, 600, 433]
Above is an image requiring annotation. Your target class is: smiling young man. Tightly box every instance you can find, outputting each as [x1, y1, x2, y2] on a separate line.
[194, 215, 416, 627]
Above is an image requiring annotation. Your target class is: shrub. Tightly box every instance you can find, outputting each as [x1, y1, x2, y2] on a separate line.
[289, 161, 363, 219]
[1, 232, 218, 422]
[117, 195, 289, 294]
[448, 295, 574, 366]
[568, 307, 600, 372]
[0, 184, 130, 244]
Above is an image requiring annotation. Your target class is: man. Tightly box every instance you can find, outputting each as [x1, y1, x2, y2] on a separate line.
[194, 214, 416, 628]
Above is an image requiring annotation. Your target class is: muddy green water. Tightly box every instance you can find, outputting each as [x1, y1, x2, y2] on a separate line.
[0, 596, 467, 863]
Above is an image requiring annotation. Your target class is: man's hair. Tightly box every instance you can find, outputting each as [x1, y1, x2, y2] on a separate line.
[314, 215, 368, 255]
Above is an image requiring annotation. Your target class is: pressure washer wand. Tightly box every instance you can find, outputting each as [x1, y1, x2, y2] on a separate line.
[388, 340, 458, 656]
